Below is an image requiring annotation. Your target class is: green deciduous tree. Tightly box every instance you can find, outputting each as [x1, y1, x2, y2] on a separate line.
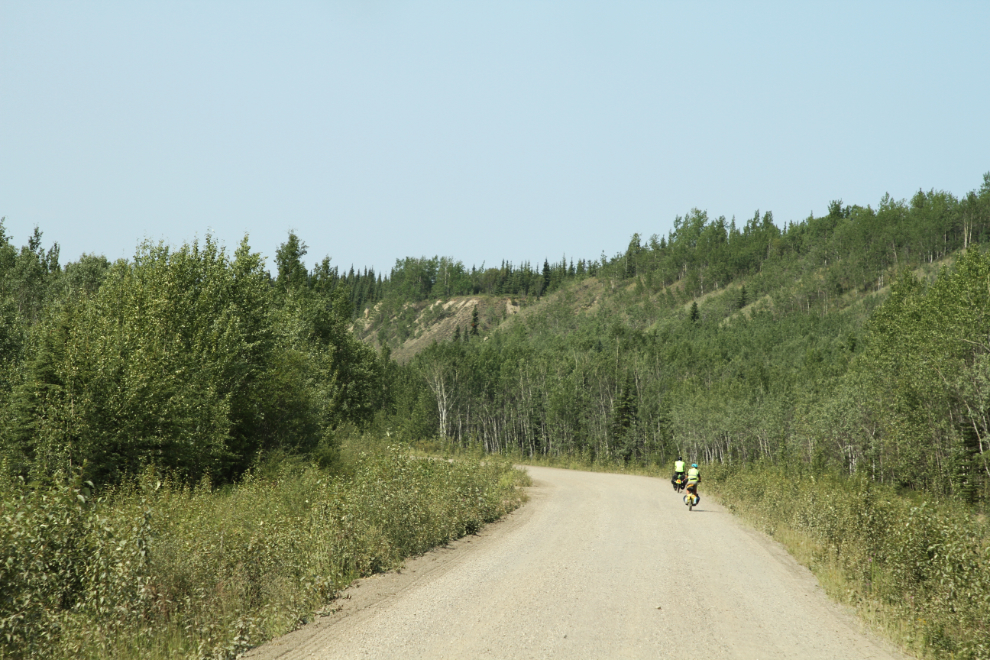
[0, 233, 384, 486]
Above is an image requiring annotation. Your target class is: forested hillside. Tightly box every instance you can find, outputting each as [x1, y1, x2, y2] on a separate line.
[368, 174, 990, 502]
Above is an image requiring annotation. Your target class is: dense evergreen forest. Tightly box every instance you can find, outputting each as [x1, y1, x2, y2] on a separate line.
[1, 173, 989, 504]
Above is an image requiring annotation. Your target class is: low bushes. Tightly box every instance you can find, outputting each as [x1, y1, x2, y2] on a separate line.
[0, 448, 526, 659]
[708, 464, 990, 659]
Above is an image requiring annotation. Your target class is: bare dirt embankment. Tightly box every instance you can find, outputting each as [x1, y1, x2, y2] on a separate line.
[246, 466, 909, 660]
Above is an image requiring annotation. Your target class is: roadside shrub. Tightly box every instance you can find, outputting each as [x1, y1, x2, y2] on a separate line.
[0, 448, 525, 659]
[709, 463, 990, 658]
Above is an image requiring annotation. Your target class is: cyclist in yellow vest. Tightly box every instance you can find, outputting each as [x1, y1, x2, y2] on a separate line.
[671, 456, 686, 491]
[685, 463, 701, 506]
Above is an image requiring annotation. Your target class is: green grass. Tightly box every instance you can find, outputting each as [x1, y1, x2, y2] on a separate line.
[0, 444, 527, 659]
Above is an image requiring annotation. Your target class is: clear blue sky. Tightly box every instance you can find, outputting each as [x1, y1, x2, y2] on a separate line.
[2, 1, 988, 274]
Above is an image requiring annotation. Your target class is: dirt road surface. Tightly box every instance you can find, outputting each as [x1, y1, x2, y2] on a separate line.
[246, 466, 907, 660]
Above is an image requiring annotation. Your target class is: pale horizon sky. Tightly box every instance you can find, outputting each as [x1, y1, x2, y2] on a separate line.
[2, 2, 988, 274]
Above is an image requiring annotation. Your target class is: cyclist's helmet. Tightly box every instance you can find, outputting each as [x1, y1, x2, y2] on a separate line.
[692, 463, 698, 468]
[677, 456, 682, 461]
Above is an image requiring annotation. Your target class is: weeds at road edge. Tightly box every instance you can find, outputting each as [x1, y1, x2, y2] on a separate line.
[707, 464, 990, 659]
[0, 447, 527, 659]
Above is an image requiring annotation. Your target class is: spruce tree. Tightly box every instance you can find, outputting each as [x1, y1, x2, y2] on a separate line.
[471, 306, 480, 336]
[453, 325, 461, 342]
[611, 371, 640, 463]
[542, 259, 551, 295]
[611, 372, 638, 439]
[275, 232, 309, 291]
[738, 285, 748, 310]
[690, 301, 699, 322]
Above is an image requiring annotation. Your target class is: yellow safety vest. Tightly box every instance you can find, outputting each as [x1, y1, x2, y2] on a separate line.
[687, 467, 700, 483]
[674, 460, 685, 473]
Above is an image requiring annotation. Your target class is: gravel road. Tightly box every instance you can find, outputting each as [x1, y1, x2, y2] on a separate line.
[247, 466, 908, 660]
